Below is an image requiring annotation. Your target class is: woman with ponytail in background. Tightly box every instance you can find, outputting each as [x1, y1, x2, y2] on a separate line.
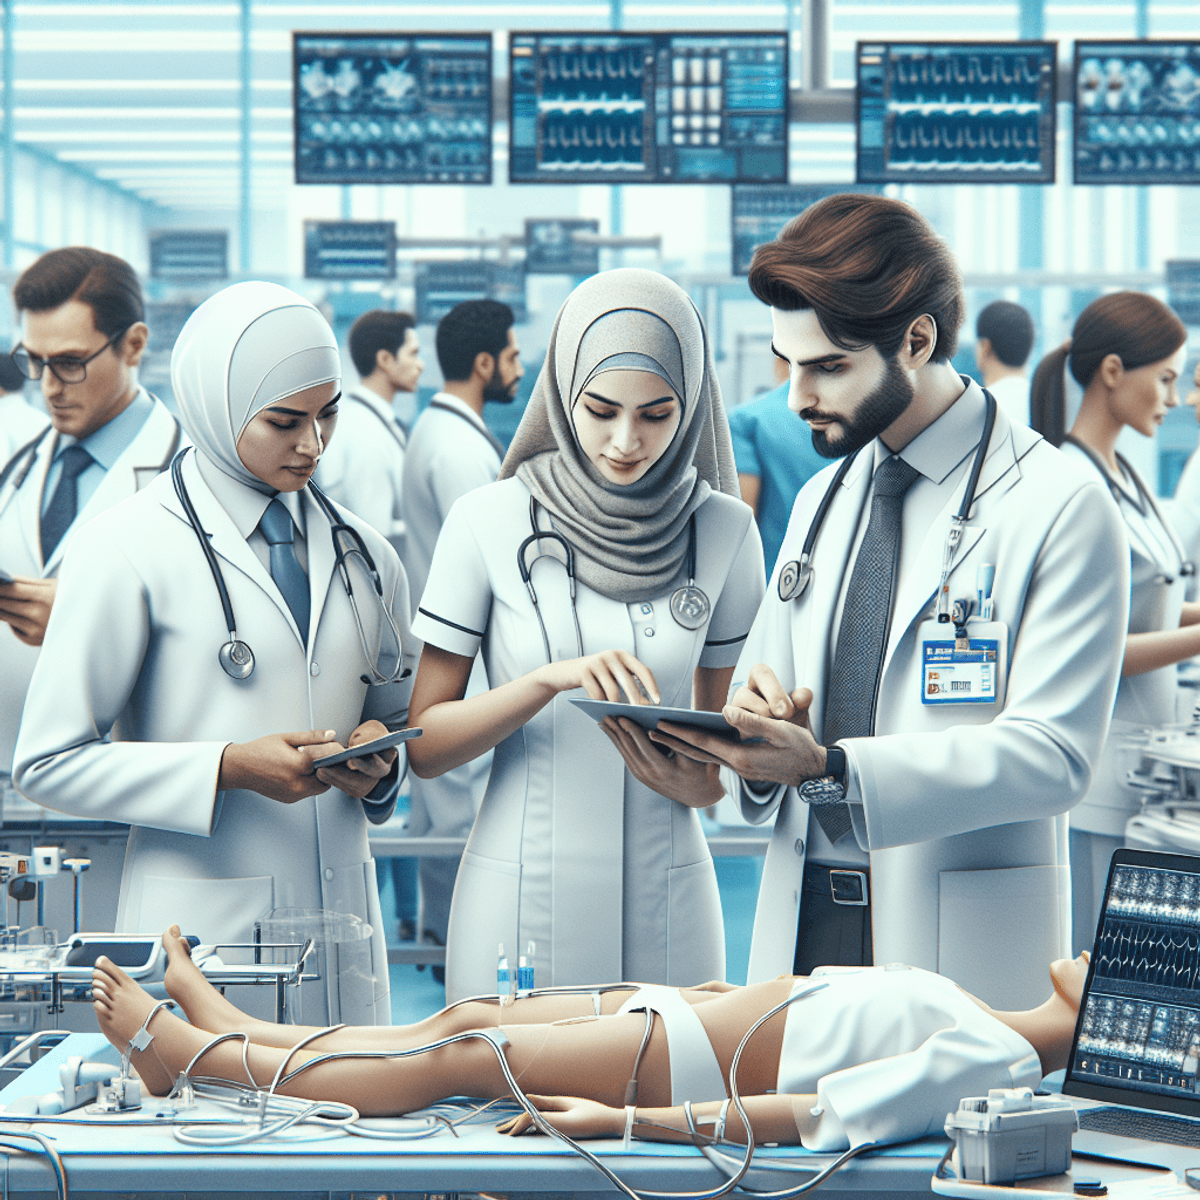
[1030, 292, 1188, 952]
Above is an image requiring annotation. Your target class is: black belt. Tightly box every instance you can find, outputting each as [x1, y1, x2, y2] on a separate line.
[802, 862, 870, 907]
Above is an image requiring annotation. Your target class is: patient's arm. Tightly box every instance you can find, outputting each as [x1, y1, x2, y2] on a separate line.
[501, 1093, 819, 1145]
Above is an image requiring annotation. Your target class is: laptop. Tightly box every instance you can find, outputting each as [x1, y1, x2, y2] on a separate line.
[1064, 847, 1200, 1167]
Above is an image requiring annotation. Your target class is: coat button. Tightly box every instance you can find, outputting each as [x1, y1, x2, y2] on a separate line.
[324, 868, 334, 881]
[644, 628, 655, 637]
[310, 662, 321, 676]
[794, 838, 805, 857]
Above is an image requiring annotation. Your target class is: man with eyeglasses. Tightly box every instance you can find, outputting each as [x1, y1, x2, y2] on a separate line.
[0, 246, 180, 785]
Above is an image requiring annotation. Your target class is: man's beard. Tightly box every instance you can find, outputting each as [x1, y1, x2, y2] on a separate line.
[802, 356, 915, 459]
[482, 362, 517, 404]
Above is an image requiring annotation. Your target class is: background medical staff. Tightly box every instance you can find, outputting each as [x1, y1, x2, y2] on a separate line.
[1031, 293, 1192, 953]
[0, 247, 180, 780]
[656, 196, 1128, 1012]
[400, 299, 522, 958]
[408, 268, 764, 1002]
[14, 281, 417, 1024]
[973, 300, 1036, 427]
[315, 308, 421, 561]
[0, 355, 46, 462]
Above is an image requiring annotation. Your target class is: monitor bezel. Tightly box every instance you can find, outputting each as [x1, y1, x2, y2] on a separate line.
[854, 38, 1059, 186]
[507, 28, 790, 186]
[292, 30, 495, 187]
[1063, 846, 1200, 1116]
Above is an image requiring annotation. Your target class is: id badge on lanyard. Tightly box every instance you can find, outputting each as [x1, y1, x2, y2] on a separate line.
[918, 618, 1008, 706]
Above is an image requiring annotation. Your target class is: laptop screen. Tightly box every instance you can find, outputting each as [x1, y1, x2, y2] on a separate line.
[1064, 847, 1200, 1115]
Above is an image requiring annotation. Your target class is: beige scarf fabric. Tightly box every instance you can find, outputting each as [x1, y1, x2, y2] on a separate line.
[499, 268, 738, 603]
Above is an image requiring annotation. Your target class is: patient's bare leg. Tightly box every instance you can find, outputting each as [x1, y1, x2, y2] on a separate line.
[164, 927, 646, 1050]
[100, 955, 675, 1116]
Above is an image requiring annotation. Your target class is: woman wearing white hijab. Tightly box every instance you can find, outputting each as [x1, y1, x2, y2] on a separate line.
[409, 269, 765, 1001]
[14, 282, 417, 1024]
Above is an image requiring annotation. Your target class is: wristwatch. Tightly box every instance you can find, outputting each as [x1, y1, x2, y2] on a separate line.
[798, 746, 847, 806]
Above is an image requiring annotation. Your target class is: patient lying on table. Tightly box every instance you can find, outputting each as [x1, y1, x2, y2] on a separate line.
[91, 929, 1088, 1151]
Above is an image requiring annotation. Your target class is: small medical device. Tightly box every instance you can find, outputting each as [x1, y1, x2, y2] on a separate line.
[944, 1088, 1077, 1185]
[309, 727, 421, 770]
[170, 448, 407, 684]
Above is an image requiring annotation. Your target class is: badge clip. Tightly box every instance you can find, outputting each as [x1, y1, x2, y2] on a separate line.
[951, 598, 973, 651]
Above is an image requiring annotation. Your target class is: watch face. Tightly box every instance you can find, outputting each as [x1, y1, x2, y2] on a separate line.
[798, 777, 847, 807]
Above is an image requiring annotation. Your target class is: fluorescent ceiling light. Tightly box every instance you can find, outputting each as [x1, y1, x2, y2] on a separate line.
[15, 107, 292, 120]
[60, 149, 291, 162]
[14, 80, 290, 92]
[30, 131, 291, 143]
[18, 4, 239, 14]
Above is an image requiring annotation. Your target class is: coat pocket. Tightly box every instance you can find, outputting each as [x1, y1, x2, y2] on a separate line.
[137, 874, 275, 946]
[937, 863, 1068, 1011]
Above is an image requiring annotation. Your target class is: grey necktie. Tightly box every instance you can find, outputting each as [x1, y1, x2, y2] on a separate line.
[816, 455, 921, 842]
[259, 499, 310, 645]
[39, 444, 94, 561]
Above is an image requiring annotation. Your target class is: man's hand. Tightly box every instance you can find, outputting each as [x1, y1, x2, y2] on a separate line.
[648, 663, 829, 788]
[0, 577, 57, 646]
[314, 718, 399, 799]
[219, 729, 340, 803]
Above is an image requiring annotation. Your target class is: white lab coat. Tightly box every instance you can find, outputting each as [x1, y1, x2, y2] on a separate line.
[1061, 443, 1189, 952]
[314, 385, 407, 559]
[0, 394, 49, 464]
[400, 392, 505, 938]
[413, 477, 765, 1000]
[13, 451, 418, 1023]
[736, 394, 1129, 1011]
[0, 395, 180, 773]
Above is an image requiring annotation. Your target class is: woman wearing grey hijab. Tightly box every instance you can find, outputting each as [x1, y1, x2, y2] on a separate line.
[14, 282, 418, 1025]
[409, 269, 765, 1000]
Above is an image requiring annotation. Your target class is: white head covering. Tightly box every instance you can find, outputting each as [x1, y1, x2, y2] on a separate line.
[171, 281, 340, 489]
[499, 268, 737, 603]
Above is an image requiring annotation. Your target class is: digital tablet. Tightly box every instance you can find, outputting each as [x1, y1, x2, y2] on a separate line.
[311, 728, 422, 770]
[569, 699, 744, 739]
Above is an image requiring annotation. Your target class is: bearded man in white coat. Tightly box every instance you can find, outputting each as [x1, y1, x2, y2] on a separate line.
[655, 195, 1130, 1011]
[0, 247, 180, 780]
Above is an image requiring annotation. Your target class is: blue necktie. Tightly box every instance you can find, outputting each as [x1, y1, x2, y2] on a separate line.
[40, 444, 94, 561]
[817, 455, 921, 842]
[259, 499, 310, 645]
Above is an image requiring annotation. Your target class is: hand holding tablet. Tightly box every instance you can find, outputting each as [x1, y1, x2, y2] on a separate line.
[569, 699, 746, 739]
[310, 727, 422, 770]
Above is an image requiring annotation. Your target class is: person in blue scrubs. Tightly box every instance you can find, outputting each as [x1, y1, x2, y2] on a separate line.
[729, 362, 826, 577]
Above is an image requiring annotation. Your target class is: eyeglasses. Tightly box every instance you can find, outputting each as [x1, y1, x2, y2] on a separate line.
[9, 327, 129, 385]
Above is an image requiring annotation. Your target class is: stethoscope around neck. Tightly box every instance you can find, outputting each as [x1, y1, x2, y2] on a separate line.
[776, 389, 999, 618]
[1061, 434, 1196, 584]
[170, 448, 406, 683]
[517, 497, 711, 665]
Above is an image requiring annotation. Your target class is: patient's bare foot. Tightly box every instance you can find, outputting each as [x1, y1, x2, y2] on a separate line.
[92, 956, 212, 1096]
[162, 925, 251, 1035]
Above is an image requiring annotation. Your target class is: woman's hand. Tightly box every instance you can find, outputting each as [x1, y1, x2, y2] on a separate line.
[314, 719, 399, 798]
[497, 1095, 623, 1139]
[538, 649, 661, 705]
[601, 716, 724, 809]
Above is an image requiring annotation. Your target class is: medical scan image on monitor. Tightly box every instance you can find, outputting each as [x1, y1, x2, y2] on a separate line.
[856, 41, 1057, 185]
[293, 32, 493, 185]
[1074, 41, 1200, 185]
[509, 30, 788, 184]
[1068, 861, 1200, 1105]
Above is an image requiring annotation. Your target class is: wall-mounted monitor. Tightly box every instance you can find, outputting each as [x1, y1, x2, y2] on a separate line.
[1074, 41, 1200, 185]
[856, 41, 1057, 185]
[509, 30, 788, 185]
[149, 230, 228, 280]
[731, 185, 883, 276]
[293, 32, 493, 185]
[524, 218, 601, 275]
[1168, 261, 1200, 325]
[415, 261, 528, 326]
[304, 221, 397, 280]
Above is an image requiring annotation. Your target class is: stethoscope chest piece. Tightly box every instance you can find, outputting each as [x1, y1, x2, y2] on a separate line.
[777, 557, 813, 602]
[669, 584, 711, 631]
[219, 639, 255, 680]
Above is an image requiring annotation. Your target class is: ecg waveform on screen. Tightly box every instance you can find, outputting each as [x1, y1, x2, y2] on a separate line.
[885, 111, 1044, 172]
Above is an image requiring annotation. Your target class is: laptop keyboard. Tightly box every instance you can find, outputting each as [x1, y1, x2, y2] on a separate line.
[1079, 1106, 1200, 1147]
